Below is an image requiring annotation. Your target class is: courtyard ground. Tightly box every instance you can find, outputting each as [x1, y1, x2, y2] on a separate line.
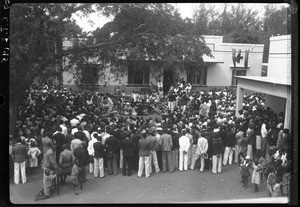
[9, 163, 289, 204]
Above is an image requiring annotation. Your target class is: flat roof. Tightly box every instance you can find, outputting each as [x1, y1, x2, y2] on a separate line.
[235, 76, 291, 86]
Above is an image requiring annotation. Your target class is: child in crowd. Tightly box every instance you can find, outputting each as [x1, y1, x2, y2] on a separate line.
[34, 169, 57, 201]
[27, 141, 41, 174]
[259, 152, 267, 182]
[43, 169, 57, 198]
[272, 177, 282, 197]
[251, 158, 262, 193]
[240, 155, 251, 189]
[266, 166, 276, 197]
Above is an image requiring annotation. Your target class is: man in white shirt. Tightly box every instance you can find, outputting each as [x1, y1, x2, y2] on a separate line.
[59, 120, 68, 136]
[70, 117, 80, 128]
[87, 130, 100, 174]
[261, 120, 268, 155]
[83, 126, 91, 141]
[190, 132, 208, 172]
[185, 128, 193, 168]
[179, 129, 191, 171]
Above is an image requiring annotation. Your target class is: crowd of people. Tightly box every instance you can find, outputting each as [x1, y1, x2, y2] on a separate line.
[10, 79, 292, 200]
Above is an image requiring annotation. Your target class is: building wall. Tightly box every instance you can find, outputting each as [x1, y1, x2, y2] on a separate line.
[267, 35, 291, 84]
[62, 35, 264, 91]
[203, 36, 264, 86]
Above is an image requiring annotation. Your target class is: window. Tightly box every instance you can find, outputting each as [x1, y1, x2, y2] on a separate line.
[128, 63, 150, 85]
[231, 69, 246, 85]
[81, 65, 99, 85]
[187, 66, 207, 85]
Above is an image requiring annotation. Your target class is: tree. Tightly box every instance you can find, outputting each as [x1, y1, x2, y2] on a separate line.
[66, 3, 213, 84]
[9, 3, 115, 136]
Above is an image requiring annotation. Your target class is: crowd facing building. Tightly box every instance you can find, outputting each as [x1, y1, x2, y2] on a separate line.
[10, 35, 292, 201]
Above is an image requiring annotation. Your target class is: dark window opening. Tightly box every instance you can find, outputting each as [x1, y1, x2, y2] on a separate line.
[81, 65, 98, 85]
[187, 66, 207, 85]
[128, 63, 150, 85]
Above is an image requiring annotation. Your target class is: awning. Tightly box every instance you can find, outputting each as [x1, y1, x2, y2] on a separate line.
[202, 55, 223, 63]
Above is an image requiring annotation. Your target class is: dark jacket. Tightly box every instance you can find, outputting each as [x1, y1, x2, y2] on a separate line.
[138, 138, 150, 156]
[53, 132, 65, 149]
[211, 131, 223, 155]
[225, 131, 237, 147]
[146, 135, 157, 151]
[171, 132, 179, 150]
[247, 129, 256, 146]
[121, 138, 134, 157]
[74, 146, 89, 167]
[105, 136, 119, 156]
[74, 130, 86, 141]
[93, 141, 105, 158]
[11, 143, 27, 163]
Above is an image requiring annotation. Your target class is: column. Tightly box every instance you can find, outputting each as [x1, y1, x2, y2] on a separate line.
[235, 86, 244, 117]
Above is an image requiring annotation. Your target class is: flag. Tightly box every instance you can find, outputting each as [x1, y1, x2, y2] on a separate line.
[232, 48, 236, 68]
[236, 50, 243, 63]
[244, 49, 249, 68]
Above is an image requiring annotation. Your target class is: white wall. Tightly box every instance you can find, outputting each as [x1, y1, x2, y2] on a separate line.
[267, 35, 291, 84]
[203, 36, 264, 86]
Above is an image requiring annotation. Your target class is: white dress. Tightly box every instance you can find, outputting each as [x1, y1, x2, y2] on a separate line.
[251, 163, 262, 185]
[28, 147, 41, 167]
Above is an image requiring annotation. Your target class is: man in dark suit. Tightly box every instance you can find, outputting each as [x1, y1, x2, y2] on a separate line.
[121, 133, 135, 176]
[105, 131, 119, 175]
[53, 127, 65, 164]
[93, 134, 105, 178]
[74, 126, 86, 142]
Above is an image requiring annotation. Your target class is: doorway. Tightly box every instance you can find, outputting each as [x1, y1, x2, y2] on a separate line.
[163, 69, 174, 94]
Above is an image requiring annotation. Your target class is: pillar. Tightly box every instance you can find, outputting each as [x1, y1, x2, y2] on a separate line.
[284, 87, 292, 130]
[235, 86, 244, 117]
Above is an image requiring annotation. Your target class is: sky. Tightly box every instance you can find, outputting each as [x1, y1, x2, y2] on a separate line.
[72, 3, 289, 33]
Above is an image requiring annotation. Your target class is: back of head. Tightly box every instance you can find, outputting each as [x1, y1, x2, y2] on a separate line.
[45, 168, 51, 176]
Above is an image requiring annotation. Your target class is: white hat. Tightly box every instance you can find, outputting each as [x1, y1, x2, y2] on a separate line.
[156, 127, 163, 131]
[245, 155, 250, 159]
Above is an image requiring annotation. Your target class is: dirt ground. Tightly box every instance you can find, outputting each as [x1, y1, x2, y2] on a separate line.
[9, 162, 287, 204]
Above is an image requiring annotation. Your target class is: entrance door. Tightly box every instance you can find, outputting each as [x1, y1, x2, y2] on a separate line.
[163, 69, 173, 94]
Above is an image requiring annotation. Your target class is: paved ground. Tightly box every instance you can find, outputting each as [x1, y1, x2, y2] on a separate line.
[9, 162, 287, 204]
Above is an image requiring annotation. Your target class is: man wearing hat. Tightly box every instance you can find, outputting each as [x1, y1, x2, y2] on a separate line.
[155, 127, 163, 170]
[88, 131, 99, 174]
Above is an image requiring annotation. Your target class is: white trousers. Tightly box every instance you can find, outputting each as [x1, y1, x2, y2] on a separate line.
[179, 151, 189, 171]
[89, 162, 94, 174]
[247, 145, 253, 160]
[149, 150, 160, 173]
[190, 153, 206, 172]
[223, 147, 234, 165]
[119, 149, 123, 169]
[212, 155, 222, 173]
[188, 146, 196, 167]
[138, 156, 150, 177]
[234, 145, 242, 163]
[14, 162, 26, 184]
[94, 157, 104, 178]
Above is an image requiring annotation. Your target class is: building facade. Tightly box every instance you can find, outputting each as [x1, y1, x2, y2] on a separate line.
[235, 35, 292, 130]
[62, 35, 264, 93]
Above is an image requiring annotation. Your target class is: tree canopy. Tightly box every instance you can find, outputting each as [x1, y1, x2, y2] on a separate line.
[66, 3, 213, 83]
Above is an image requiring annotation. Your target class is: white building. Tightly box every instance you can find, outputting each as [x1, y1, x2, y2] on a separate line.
[62, 35, 264, 93]
[235, 35, 292, 130]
